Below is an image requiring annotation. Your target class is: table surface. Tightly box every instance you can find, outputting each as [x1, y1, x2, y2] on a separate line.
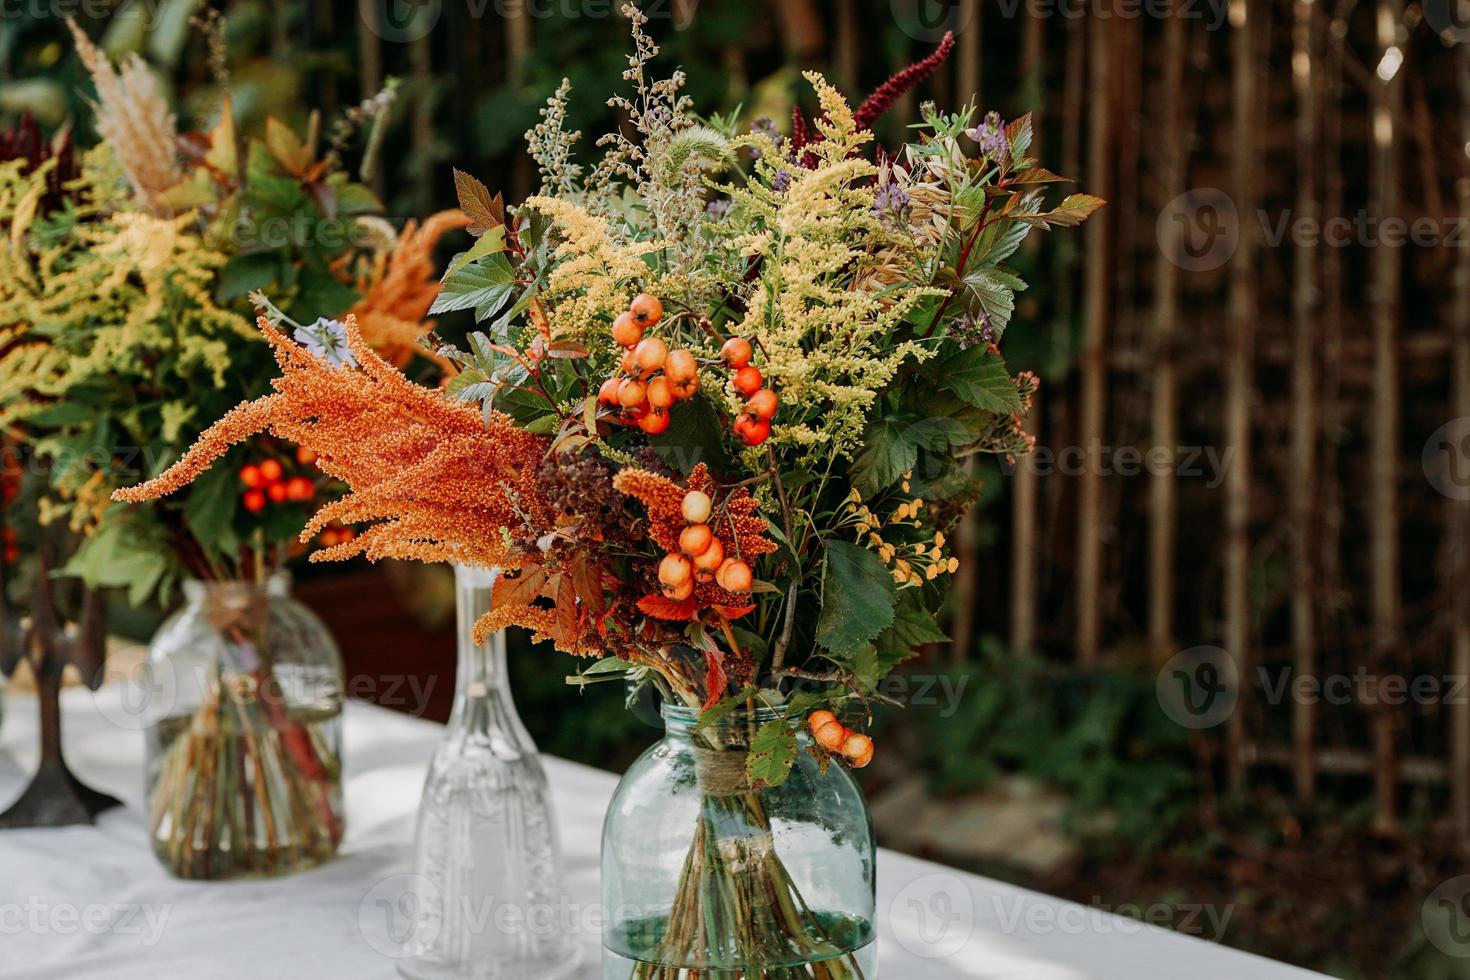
[0, 688, 1329, 980]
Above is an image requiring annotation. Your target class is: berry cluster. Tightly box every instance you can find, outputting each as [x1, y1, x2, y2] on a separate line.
[655, 489, 754, 600]
[598, 294, 700, 436]
[1, 526, 17, 565]
[808, 710, 875, 768]
[238, 450, 318, 514]
[719, 338, 777, 447]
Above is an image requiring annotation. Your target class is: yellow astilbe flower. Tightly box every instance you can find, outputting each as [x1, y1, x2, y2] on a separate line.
[519, 196, 665, 341]
[719, 83, 945, 469]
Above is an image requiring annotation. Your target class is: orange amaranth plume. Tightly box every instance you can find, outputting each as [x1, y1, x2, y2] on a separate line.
[613, 463, 776, 622]
[112, 316, 551, 569]
[349, 210, 470, 371]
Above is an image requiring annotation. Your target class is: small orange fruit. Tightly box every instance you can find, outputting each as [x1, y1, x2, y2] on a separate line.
[630, 293, 663, 327]
[692, 536, 724, 572]
[681, 490, 712, 524]
[734, 415, 771, 446]
[732, 366, 763, 398]
[258, 459, 283, 483]
[747, 388, 778, 421]
[647, 375, 675, 409]
[243, 489, 266, 513]
[612, 311, 643, 347]
[633, 337, 668, 377]
[842, 733, 874, 768]
[599, 377, 623, 406]
[663, 577, 694, 601]
[618, 379, 648, 408]
[679, 523, 713, 556]
[720, 337, 753, 369]
[716, 557, 753, 593]
[637, 407, 671, 435]
[664, 349, 698, 384]
[659, 552, 693, 587]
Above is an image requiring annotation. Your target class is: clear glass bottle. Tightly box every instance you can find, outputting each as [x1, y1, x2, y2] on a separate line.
[144, 574, 344, 880]
[602, 703, 877, 979]
[399, 564, 578, 980]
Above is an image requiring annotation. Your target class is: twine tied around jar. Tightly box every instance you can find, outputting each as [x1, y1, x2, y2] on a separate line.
[693, 746, 752, 797]
[202, 582, 269, 634]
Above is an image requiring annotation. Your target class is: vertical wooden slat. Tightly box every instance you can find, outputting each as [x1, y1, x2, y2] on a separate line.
[506, 0, 532, 201]
[1009, 6, 1046, 657]
[1148, 10, 1186, 665]
[1319, 0, 1347, 701]
[1223, 0, 1257, 785]
[1076, 9, 1114, 665]
[1289, 0, 1321, 809]
[1368, 0, 1403, 836]
[957, 0, 981, 110]
[1452, 40, 1470, 843]
[834, 0, 858, 93]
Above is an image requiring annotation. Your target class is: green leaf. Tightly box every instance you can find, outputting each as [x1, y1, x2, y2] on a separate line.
[816, 539, 898, 659]
[941, 347, 1023, 414]
[183, 461, 239, 558]
[852, 415, 920, 495]
[695, 686, 760, 731]
[958, 266, 1024, 338]
[746, 718, 798, 790]
[443, 225, 506, 278]
[1014, 193, 1105, 229]
[876, 592, 949, 672]
[649, 394, 731, 475]
[217, 252, 279, 302]
[429, 252, 515, 321]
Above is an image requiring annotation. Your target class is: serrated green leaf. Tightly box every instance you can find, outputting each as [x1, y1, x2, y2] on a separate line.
[746, 718, 798, 789]
[876, 592, 949, 672]
[1014, 193, 1105, 229]
[816, 539, 898, 658]
[429, 252, 515, 321]
[941, 347, 1023, 414]
[444, 225, 506, 278]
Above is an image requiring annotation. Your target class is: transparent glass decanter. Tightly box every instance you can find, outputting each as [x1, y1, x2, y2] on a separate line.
[399, 564, 578, 980]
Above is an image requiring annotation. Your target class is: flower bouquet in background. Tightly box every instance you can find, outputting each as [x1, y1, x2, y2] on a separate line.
[115, 1, 1097, 964]
[0, 17, 466, 877]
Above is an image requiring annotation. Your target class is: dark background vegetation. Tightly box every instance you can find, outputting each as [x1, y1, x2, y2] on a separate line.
[5, 1, 1469, 976]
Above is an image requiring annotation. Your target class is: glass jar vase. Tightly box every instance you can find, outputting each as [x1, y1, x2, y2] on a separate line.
[399, 563, 578, 980]
[602, 704, 876, 979]
[144, 574, 344, 880]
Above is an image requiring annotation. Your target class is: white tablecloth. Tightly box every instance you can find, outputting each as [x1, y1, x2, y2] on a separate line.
[0, 688, 1326, 979]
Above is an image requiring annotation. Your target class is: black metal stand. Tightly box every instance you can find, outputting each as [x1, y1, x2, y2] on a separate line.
[0, 556, 120, 828]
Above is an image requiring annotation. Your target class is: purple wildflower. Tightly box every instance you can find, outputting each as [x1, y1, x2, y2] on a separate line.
[873, 180, 912, 225]
[706, 198, 732, 218]
[748, 116, 783, 159]
[294, 317, 356, 369]
[772, 168, 792, 193]
[952, 311, 995, 350]
[966, 111, 1009, 163]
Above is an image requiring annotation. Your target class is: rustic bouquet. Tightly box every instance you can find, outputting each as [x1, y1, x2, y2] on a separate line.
[1, 18, 465, 878]
[116, 3, 1097, 969]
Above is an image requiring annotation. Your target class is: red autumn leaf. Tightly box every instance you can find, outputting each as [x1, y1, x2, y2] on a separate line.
[637, 593, 698, 622]
[702, 649, 730, 710]
[713, 603, 756, 619]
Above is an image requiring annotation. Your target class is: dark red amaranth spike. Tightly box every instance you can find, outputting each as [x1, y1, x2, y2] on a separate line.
[793, 31, 956, 169]
[790, 106, 809, 156]
[852, 31, 955, 133]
